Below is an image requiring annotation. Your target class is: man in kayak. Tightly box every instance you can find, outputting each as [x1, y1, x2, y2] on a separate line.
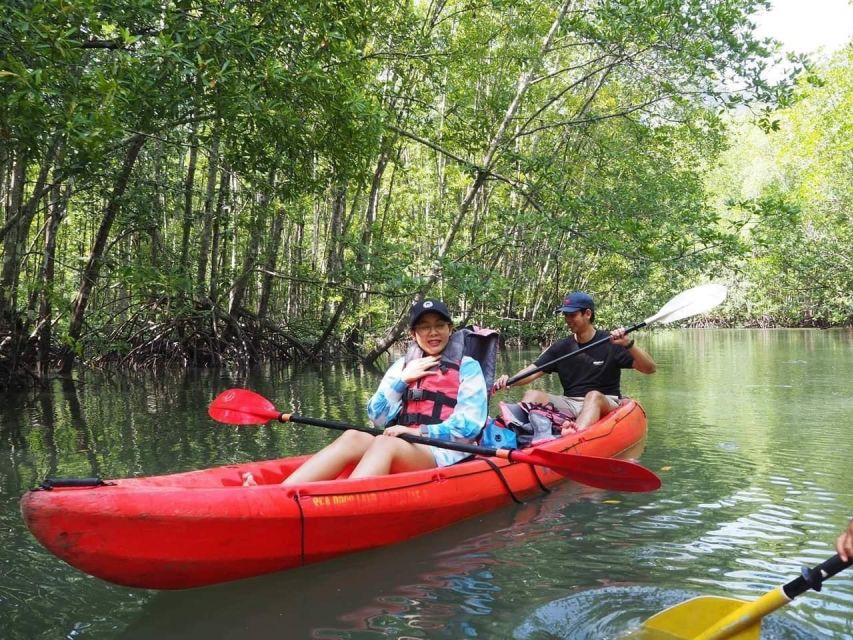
[282, 299, 488, 483]
[493, 291, 656, 434]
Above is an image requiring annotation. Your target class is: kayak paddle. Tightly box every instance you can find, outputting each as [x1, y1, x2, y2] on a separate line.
[638, 553, 852, 640]
[506, 283, 727, 385]
[209, 388, 661, 492]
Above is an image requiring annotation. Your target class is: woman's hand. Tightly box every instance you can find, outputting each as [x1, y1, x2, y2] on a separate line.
[383, 425, 420, 438]
[493, 374, 509, 391]
[400, 355, 440, 383]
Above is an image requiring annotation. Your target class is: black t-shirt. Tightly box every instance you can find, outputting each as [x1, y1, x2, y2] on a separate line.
[534, 329, 634, 397]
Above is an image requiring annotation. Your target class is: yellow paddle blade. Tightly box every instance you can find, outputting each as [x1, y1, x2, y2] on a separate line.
[640, 596, 760, 640]
[633, 555, 848, 640]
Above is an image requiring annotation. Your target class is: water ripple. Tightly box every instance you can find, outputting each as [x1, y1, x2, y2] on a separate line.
[513, 586, 820, 640]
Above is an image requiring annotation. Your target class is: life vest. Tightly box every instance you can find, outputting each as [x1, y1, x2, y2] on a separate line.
[397, 326, 499, 428]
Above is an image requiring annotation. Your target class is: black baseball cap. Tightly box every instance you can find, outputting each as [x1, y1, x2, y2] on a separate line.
[409, 299, 452, 327]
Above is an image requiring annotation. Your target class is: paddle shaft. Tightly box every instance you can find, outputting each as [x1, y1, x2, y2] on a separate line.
[784, 553, 851, 598]
[209, 388, 661, 491]
[506, 321, 646, 386]
[282, 412, 525, 461]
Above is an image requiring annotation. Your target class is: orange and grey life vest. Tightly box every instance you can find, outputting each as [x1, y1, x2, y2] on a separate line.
[397, 326, 498, 428]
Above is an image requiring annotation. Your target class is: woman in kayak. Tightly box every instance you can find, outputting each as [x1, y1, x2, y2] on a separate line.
[282, 299, 489, 483]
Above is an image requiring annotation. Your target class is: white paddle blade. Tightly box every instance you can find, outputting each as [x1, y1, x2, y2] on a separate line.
[645, 284, 727, 325]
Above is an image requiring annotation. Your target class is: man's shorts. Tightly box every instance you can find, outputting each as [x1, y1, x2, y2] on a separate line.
[544, 393, 620, 418]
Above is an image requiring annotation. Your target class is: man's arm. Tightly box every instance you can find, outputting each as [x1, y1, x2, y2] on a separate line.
[493, 364, 545, 391]
[610, 327, 656, 374]
[628, 344, 656, 374]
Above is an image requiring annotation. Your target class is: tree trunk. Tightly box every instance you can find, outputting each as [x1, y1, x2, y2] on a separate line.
[37, 178, 72, 377]
[257, 208, 284, 319]
[324, 184, 346, 276]
[196, 131, 220, 293]
[311, 196, 321, 271]
[59, 133, 146, 373]
[320, 182, 346, 315]
[208, 165, 230, 303]
[314, 146, 390, 357]
[227, 208, 262, 317]
[286, 216, 305, 316]
[150, 138, 166, 268]
[0, 152, 27, 315]
[228, 171, 274, 317]
[359, 148, 390, 301]
[179, 123, 199, 272]
[0, 142, 8, 220]
[310, 295, 348, 358]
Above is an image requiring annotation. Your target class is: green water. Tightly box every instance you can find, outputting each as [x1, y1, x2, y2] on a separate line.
[1, 329, 851, 639]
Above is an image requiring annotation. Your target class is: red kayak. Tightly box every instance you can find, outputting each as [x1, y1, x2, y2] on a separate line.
[21, 400, 648, 590]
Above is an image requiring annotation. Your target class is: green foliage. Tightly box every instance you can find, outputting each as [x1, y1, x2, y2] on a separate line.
[3, 0, 842, 380]
[710, 45, 853, 327]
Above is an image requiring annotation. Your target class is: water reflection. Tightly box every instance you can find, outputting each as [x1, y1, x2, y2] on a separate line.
[119, 488, 583, 640]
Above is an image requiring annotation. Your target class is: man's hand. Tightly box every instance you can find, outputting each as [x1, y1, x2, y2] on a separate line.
[610, 327, 632, 348]
[400, 355, 440, 383]
[837, 518, 853, 562]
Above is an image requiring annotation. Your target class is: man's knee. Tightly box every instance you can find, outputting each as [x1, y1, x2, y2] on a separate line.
[583, 390, 607, 406]
[583, 390, 617, 414]
[521, 390, 550, 404]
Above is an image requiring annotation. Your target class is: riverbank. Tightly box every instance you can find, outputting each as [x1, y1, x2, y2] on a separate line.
[4, 318, 851, 393]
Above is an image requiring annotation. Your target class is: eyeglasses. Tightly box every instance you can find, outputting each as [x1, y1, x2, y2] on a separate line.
[413, 321, 451, 335]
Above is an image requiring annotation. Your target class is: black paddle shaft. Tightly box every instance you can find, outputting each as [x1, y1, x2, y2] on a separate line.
[505, 321, 646, 386]
[285, 413, 505, 458]
[784, 554, 853, 599]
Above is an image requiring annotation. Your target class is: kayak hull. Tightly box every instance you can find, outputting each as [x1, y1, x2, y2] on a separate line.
[21, 400, 647, 589]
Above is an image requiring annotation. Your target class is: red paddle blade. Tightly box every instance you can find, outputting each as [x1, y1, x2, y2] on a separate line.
[208, 389, 280, 425]
[516, 449, 661, 493]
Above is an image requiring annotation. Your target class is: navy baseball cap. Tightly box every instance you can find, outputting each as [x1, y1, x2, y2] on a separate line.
[556, 291, 594, 314]
[409, 299, 452, 327]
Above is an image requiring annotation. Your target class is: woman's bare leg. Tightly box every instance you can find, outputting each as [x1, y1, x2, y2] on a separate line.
[350, 437, 436, 478]
[282, 430, 375, 484]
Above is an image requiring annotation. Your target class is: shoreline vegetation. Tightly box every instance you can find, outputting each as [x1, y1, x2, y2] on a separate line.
[2, 311, 849, 392]
[2, 2, 851, 391]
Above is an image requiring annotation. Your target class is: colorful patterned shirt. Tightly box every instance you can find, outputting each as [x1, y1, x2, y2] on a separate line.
[367, 355, 488, 466]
